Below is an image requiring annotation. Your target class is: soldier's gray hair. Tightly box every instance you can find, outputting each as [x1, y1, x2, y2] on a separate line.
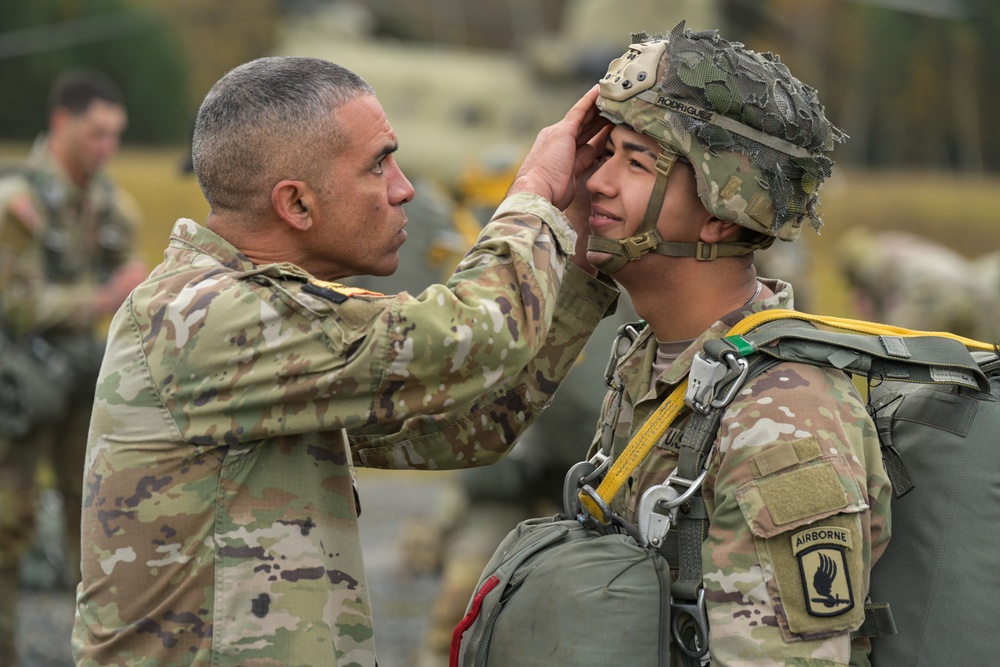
[192, 56, 375, 218]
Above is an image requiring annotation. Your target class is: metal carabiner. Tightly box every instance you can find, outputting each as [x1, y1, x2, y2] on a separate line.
[661, 468, 709, 509]
[578, 483, 614, 526]
[709, 352, 750, 410]
[562, 451, 610, 517]
[685, 350, 750, 414]
[686, 352, 731, 414]
[636, 483, 680, 548]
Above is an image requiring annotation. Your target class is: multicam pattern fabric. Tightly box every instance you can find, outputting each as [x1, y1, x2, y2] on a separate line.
[0, 137, 139, 335]
[0, 137, 140, 667]
[597, 22, 847, 240]
[71, 193, 618, 667]
[587, 280, 891, 666]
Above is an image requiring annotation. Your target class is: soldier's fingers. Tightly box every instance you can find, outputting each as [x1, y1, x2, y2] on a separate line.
[577, 89, 608, 143]
[576, 113, 611, 149]
[562, 85, 600, 135]
[573, 125, 611, 178]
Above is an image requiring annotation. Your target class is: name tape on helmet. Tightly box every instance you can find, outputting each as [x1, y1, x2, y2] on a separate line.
[636, 90, 813, 159]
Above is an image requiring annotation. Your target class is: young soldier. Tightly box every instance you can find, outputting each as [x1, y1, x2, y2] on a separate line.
[572, 24, 890, 665]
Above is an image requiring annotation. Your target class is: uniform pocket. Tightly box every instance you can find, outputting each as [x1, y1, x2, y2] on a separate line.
[735, 437, 868, 639]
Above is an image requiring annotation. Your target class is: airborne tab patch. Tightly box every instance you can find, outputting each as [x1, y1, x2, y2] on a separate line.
[792, 526, 855, 617]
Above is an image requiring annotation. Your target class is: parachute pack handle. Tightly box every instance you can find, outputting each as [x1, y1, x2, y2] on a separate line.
[851, 598, 897, 640]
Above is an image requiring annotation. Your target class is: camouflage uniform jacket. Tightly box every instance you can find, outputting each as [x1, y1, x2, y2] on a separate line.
[0, 136, 140, 336]
[72, 193, 619, 667]
[590, 279, 891, 667]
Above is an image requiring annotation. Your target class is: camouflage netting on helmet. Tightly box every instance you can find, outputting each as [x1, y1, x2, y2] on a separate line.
[599, 22, 847, 239]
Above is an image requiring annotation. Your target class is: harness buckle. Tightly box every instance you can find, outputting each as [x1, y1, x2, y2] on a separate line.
[621, 232, 659, 260]
[672, 587, 710, 658]
[695, 241, 718, 261]
[685, 351, 749, 414]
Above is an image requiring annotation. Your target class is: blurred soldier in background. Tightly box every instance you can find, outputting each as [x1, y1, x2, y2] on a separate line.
[0, 68, 146, 665]
[836, 226, 995, 340]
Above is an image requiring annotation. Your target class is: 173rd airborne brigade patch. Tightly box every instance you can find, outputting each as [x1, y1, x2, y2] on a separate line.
[792, 526, 855, 617]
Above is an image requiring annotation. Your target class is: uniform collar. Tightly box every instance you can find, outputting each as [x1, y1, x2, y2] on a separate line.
[613, 278, 795, 400]
[166, 218, 315, 283]
[659, 278, 794, 387]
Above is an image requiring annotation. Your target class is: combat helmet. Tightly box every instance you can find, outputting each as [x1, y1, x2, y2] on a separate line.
[588, 21, 846, 273]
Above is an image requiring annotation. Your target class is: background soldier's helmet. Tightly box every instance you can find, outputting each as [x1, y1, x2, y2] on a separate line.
[597, 21, 846, 243]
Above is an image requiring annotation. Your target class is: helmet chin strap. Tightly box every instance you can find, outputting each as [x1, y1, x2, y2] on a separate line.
[587, 149, 769, 274]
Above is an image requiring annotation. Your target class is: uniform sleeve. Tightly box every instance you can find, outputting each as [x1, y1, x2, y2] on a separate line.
[701, 363, 891, 667]
[0, 176, 47, 334]
[134, 195, 618, 468]
[350, 262, 617, 469]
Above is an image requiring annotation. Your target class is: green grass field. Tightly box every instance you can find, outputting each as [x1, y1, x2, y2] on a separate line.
[4, 143, 999, 319]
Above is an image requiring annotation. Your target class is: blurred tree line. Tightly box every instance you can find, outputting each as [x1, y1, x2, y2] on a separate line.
[0, 0, 280, 145]
[0, 0, 998, 174]
[0, 0, 188, 144]
[724, 0, 1000, 172]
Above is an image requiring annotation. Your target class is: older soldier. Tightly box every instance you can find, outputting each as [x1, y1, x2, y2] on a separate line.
[557, 24, 888, 665]
[0, 69, 146, 666]
[71, 57, 617, 666]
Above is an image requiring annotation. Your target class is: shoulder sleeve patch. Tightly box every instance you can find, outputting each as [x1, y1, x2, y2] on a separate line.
[303, 279, 385, 304]
[792, 525, 856, 617]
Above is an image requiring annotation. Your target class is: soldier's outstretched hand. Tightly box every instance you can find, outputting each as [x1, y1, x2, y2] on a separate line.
[508, 86, 609, 210]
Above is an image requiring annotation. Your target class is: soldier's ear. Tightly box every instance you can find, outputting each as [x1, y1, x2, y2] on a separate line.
[272, 180, 314, 231]
[49, 107, 72, 131]
[700, 217, 742, 244]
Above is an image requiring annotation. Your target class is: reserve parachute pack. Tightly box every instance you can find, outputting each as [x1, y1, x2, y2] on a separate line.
[451, 309, 1000, 666]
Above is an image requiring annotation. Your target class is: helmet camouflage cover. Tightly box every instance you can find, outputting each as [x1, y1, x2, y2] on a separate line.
[597, 21, 846, 241]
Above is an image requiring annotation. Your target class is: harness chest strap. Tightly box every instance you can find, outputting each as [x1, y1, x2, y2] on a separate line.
[578, 309, 807, 522]
[578, 380, 689, 524]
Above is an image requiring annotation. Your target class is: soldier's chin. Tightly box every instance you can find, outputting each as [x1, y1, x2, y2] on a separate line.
[585, 249, 612, 270]
[372, 254, 401, 277]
